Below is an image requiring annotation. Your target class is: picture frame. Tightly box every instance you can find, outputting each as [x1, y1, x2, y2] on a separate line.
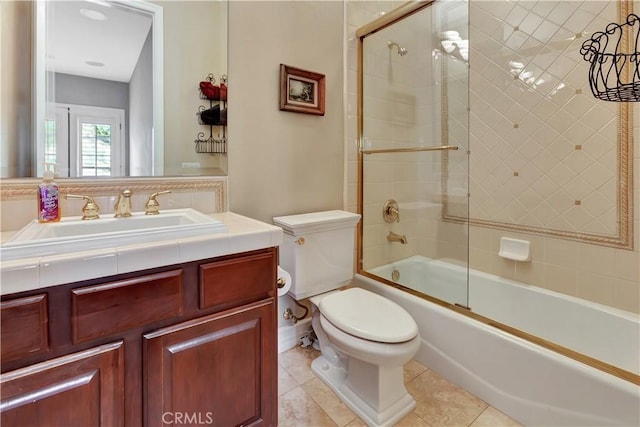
[279, 64, 325, 116]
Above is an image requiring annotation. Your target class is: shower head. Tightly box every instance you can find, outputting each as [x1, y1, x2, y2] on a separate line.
[387, 40, 408, 56]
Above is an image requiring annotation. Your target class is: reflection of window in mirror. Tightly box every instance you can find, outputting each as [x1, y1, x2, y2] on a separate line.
[45, 105, 125, 177]
[44, 120, 57, 166]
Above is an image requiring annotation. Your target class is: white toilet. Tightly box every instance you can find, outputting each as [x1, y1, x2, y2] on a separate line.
[273, 210, 420, 427]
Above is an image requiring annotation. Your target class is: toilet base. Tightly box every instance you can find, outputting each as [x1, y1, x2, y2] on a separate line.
[311, 355, 416, 427]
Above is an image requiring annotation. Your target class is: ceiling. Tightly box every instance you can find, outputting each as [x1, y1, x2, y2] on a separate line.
[47, 1, 152, 82]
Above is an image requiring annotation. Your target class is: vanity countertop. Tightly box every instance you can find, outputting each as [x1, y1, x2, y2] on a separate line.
[0, 212, 283, 296]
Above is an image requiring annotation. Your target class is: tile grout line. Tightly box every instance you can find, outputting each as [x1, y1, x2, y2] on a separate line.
[300, 385, 344, 427]
[467, 403, 491, 427]
[301, 380, 360, 427]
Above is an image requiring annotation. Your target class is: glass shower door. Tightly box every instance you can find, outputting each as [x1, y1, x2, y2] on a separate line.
[358, 0, 470, 308]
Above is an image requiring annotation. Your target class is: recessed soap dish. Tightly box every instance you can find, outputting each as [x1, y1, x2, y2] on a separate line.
[498, 237, 531, 262]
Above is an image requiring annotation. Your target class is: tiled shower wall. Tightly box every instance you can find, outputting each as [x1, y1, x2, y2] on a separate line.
[346, 0, 639, 314]
[359, 4, 456, 269]
[465, 0, 639, 313]
[352, 1, 470, 273]
[465, 1, 626, 240]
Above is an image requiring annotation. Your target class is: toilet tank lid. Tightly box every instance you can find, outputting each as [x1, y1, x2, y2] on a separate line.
[319, 287, 418, 343]
[273, 210, 361, 235]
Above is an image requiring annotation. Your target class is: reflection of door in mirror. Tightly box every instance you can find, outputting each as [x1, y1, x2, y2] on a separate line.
[46, 105, 125, 177]
[35, 0, 163, 177]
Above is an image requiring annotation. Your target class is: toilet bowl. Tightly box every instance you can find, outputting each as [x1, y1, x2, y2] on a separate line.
[273, 211, 421, 427]
[310, 287, 420, 427]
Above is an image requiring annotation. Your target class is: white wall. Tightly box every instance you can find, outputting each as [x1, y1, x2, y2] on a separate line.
[129, 31, 153, 176]
[228, 1, 344, 332]
[228, 1, 344, 224]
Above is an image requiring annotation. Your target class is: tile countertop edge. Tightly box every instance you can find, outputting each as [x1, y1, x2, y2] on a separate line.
[0, 212, 284, 296]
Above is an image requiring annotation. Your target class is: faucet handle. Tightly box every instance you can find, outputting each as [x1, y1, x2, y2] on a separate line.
[65, 194, 100, 220]
[383, 199, 400, 223]
[114, 189, 133, 218]
[145, 190, 171, 215]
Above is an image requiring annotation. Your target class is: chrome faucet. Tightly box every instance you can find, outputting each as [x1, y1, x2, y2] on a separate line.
[114, 190, 133, 217]
[387, 231, 408, 244]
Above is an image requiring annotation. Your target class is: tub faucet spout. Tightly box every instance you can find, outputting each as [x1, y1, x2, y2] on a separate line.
[387, 231, 408, 244]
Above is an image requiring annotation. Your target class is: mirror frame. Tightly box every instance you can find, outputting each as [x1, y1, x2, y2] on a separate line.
[33, 0, 164, 177]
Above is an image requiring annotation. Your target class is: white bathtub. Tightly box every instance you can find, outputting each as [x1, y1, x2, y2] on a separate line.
[360, 256, 640, 426]
[369, 255, 640, 375]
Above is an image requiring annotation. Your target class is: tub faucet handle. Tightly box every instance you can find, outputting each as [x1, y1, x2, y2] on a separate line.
[383, 199, 400, 223]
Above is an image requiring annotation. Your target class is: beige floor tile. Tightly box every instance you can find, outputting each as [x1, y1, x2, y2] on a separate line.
[394, 411, 433, 426]
[279, 365, 299, 396]
[344, 417, 367, 427]
[302, 377, 359, 426]
[469, 406, 522, 427]
[278, 348, 513, 427]
[279, 346, 321, 385]
[407, 370, 487, 427]
[404, 359, 428, 383]
[343, 410, 432, 427]
[278, 386, 338, 427]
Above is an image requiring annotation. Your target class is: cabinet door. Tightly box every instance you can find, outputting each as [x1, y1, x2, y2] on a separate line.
[144, 298, 276, 427]
[0, 341, 124, 427]
[1, 294, 49, 363]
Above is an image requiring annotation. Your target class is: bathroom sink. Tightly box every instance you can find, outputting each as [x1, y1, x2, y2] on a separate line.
[1, 208, 227, 260]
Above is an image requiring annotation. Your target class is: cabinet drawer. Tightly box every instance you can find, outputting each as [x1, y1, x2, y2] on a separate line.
[199, 251, 276, 310]
[1, 294, 49, 362]
[71, 270, 183, 343]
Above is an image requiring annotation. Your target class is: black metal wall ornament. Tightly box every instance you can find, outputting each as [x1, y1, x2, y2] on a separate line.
[580, 13, 640, 102]
[195, 73, 227, 154]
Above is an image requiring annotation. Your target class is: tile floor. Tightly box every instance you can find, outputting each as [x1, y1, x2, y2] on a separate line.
[278, 346, 523, 427]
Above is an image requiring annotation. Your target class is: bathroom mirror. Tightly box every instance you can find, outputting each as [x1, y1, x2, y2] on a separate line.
[34, 0, 163, 178]
[2, 0, 228, 179]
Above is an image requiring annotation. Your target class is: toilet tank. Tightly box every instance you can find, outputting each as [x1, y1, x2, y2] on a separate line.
[273, 210, 361, 300]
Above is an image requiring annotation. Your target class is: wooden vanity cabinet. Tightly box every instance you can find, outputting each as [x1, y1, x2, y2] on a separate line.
[0, 247, 278, 427]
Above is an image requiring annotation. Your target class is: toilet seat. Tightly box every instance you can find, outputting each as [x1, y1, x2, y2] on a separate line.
[318, 287, 418, 343]
[318, 313, 421, 367]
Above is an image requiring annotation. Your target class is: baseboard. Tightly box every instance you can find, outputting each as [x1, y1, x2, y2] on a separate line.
[278, 318, 312, 353]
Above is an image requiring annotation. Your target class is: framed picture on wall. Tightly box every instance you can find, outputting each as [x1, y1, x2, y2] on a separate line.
[279, 64, 325, 116]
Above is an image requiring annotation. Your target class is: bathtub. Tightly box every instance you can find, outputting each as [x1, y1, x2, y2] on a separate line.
[359, 256, 640, 426]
